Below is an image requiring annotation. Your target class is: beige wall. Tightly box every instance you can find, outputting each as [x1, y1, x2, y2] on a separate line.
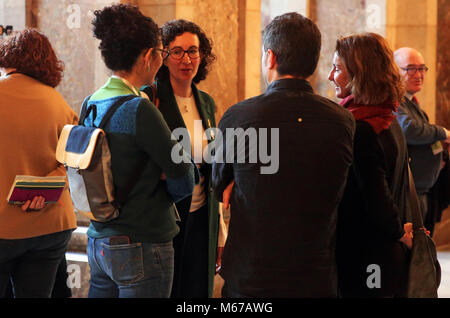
[311, 0, 367, 101]
[172, 0, 241, 120]
[0, 0, 26, 31]
[240, 0, 261, 101]
[311, 0, 388, 101]
[436, 0, 450, 129]
[429, 0, 450, 251]
[137, 0, 175, 26]
[28, 0, 116, 114]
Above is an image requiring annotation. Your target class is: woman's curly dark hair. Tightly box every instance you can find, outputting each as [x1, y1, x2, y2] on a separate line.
[0, 29, 64, 87]
[157, 19, 215, 84]
[92, 4, 160, 72]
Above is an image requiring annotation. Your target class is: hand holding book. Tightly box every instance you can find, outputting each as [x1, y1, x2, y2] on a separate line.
[21, 195, 46, 212]
[7, 175, 66, 209]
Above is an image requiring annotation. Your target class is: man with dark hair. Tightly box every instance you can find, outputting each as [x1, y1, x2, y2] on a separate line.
[262, 12, 321, 78]
[212, 13, 355, 297]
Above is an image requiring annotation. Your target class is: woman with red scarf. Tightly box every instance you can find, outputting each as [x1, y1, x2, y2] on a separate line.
[328, 33, 413, 297]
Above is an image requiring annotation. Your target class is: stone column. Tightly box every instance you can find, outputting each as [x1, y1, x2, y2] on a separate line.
[25, 0, 38, 28]
[179, 0, 240, 119]
[238, 0, 261, 101]
[435, 0, 450, 129]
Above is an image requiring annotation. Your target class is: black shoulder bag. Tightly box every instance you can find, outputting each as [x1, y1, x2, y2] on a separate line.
[407, 165, 441, 298]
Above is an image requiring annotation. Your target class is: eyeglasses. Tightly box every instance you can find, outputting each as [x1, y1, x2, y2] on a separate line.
[167, 46, 201, 60]
[154, 48, 170, 59]
[400, 66, 429, 76]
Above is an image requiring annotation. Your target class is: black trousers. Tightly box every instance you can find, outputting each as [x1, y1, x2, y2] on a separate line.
[418, 193, 429, 223]
[0, 231, 72, 298]
[171, 203, 209, 298]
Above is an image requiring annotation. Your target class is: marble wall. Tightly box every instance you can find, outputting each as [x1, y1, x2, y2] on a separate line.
[432, 0, 450, 250]
[311, 0, 387, 102]
[31, 0, 115, 114]
[312, 0, 366, 101]
[137, 0, 175, 26]
[178, 0, 240, 119]
[0, 0, 26, 32]
[27, 0, 246, 117]
[260, 0, 307, 94]
[436, 0, 450, 129]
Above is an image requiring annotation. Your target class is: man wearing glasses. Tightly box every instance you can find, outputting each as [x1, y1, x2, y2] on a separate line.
[395, 47, 450, 234]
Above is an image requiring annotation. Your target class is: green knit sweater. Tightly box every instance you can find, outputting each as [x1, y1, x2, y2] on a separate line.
[85, 77, 195, 243]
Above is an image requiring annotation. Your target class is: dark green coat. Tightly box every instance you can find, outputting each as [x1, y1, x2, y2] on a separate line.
[149, 78, 220, 297]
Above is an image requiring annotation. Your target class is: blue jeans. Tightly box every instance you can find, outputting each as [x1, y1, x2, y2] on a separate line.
[87, 237, 174, 298]
[0, 230, 72, 298]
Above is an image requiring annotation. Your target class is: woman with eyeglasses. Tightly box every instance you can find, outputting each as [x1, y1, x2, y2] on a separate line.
[84, 5, 195, 298]
[142, 19, 227, 298]
[328, 33, 413, 297]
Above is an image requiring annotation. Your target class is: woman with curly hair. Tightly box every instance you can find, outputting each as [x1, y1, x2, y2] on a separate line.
[328, 33, 413, 297]
[0, 29, 78, 297]
[85, 5, 195, 298]
[142, 19, 227, 298]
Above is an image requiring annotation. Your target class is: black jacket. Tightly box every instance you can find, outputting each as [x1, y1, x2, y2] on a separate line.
[143, 78, 220, 297]
[427, 149, 450, 235]
[212, 79, 355, 297]
[337, 120, 410, 297]
[396, 98, 446, 193]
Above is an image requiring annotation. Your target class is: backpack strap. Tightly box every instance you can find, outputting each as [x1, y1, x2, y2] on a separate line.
[78, 94, 147, 208]
[95, 95, 148, 208]
[96, 95, 146, 207]
[98, 95, 137, 129]
[79, 95, 137, 128]
[79, 95, 92, 125]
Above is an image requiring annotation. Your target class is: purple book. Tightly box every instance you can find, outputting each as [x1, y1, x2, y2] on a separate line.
[6, 175, 66, 205]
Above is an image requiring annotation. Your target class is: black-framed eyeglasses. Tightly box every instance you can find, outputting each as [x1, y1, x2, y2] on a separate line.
[168, 46, 201, 60]
[400, 66, 429, 76]
[155, 48, 170, 59]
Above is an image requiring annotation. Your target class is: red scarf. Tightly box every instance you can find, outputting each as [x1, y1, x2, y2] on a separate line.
[339, 95, 398, 134]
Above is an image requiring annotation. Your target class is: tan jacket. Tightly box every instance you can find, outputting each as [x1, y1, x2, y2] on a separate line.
[0, 73, 78, 239]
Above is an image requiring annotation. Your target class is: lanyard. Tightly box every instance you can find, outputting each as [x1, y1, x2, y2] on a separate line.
[111, 75, 141, 97]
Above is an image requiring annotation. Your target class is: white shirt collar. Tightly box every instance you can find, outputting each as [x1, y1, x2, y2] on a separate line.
[405, 92, 414, 101]
[111, 75, 141, 96]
